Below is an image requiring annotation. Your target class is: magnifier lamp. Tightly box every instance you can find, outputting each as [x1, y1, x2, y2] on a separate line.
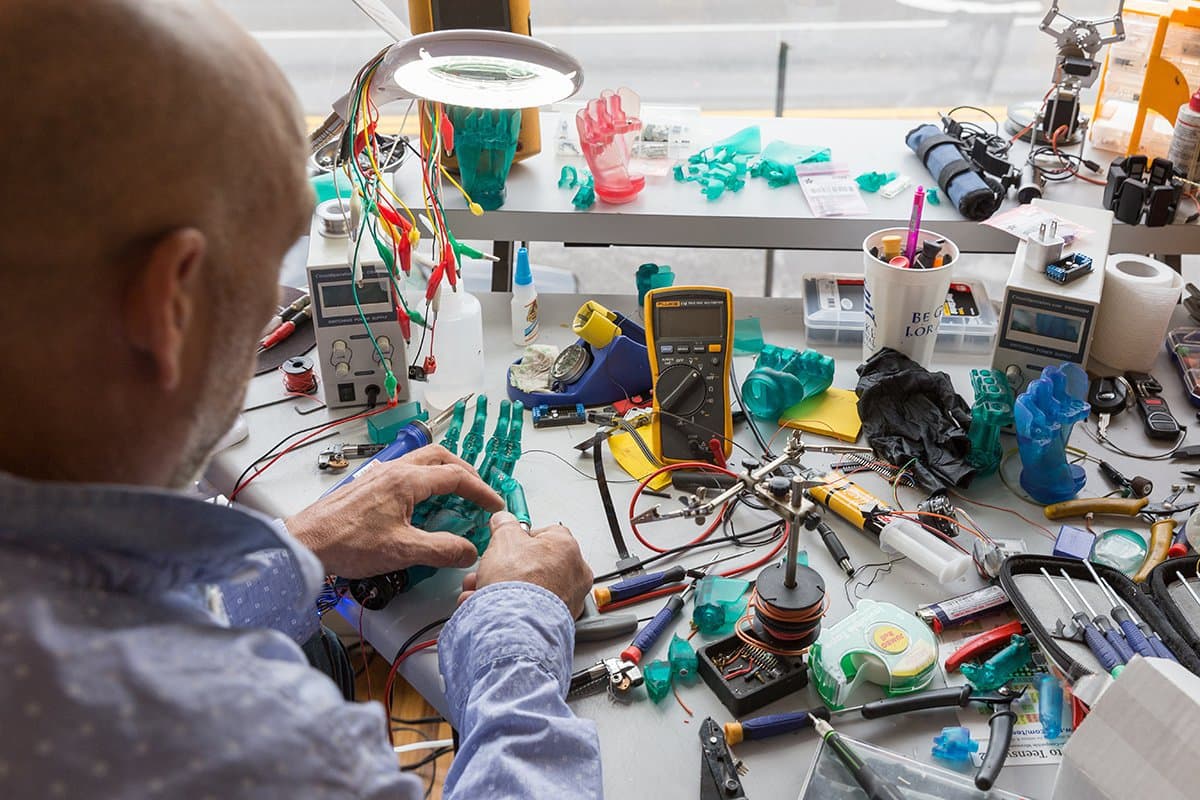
[312, 1, 583, 150]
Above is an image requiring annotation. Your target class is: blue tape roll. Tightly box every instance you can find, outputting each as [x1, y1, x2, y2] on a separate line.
[906, 124, 1001, 221]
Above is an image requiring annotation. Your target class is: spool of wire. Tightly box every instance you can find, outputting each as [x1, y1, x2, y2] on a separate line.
[281, 356, 318, 395]
[315, 197, 353, 238]
[737, 561, 827, 656]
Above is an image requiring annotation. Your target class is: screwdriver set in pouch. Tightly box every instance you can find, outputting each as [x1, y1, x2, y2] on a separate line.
[999, 555, 1200, 683]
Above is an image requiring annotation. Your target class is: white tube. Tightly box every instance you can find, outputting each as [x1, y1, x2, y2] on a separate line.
[394, 738, 454, 754]
[878, 517, 972, 583]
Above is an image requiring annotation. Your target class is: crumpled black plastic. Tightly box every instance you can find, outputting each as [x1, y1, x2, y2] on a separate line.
[855, 347, 975, 491]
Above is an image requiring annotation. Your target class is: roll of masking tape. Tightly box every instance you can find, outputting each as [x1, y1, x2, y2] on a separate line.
[1090, 254, 1182, 372]
[573, 300, 621, 348]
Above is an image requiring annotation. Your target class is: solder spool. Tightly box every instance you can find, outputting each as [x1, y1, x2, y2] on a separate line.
[739, 562, 826, 655]
[281, 356, 318, 395]
[315, 197, 353, 238]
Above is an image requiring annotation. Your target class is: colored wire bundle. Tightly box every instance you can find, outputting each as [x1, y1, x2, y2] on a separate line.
[734, 549, 829, 657]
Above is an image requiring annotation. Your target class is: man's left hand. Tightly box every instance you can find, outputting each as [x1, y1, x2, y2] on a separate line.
[284, 445, 504, 578]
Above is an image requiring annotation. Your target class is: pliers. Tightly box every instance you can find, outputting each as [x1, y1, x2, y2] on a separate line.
[1045, 488, 1199, 582]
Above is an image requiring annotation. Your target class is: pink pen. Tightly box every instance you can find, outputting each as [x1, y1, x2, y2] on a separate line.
[904, 186, 925, 266]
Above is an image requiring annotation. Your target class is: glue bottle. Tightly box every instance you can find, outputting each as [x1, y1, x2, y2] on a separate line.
[510, 246, 539, 346]
[878, 517, 972, 583]
[423, 282, 484, 411]
[1168, 89, 1200, 183]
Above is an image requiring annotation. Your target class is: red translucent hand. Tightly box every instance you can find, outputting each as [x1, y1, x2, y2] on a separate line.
[575, 88, 645, 204]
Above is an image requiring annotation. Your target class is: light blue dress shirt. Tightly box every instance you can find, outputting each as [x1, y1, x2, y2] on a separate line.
[0, 472, 602, 798]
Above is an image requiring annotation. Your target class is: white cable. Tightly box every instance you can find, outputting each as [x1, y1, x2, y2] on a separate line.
[393, 738, 454, 755]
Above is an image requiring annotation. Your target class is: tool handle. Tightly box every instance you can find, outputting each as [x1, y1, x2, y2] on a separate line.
[1043, 496, 1147, 520]
[1133, 519, 1175, 583]
[606, 567, 684, 603]
[574, 612, 639, 643]
[1081, 620, 1123, 675]
[1113, 613, 1155, 658]
[730, 709, 831, 743]
[855, 762, 906, 800]
[621, 596, 682, 664]
[858, 685, 972, 719]
[975, 710, 1016, 791]
[1145, 630, 1179, 662]
[1102, 626, 1133, 664]
[815, 521, 853, 575]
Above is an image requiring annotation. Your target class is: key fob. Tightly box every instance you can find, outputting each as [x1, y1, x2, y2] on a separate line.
[1087, 375, 1128, 416]
[1125, 372, 1182, 440]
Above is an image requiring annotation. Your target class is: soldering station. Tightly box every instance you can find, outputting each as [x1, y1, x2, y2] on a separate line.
[216, 0, 1200, 798]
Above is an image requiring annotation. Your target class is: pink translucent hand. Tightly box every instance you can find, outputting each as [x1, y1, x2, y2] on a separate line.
[575, 88, 645, 204]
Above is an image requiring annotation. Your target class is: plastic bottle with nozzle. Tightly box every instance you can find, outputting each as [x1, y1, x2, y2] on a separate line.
[510, 246, 539, 346]
[878, 517, 972, 583]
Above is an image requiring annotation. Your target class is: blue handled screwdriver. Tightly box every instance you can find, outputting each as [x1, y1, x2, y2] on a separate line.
[1041, 568, 1123, 677]
[593, 552, 742, 607]
[1081, 560, 1162, 660]
[323, 394, 473, 496]
[620, 581, 696, 665]
[1058, 568, 1134, 664]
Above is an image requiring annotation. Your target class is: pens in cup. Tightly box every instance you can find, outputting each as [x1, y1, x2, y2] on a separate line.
[903, 186, 925, 265]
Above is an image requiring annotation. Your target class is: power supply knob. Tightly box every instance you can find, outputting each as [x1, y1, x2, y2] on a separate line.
[1004, 364, 1023, 391]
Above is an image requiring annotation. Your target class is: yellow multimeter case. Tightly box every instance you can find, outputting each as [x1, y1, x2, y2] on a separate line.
[644, 286, 735, 464]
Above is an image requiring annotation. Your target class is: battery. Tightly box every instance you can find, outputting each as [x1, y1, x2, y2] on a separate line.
[916, 585, 1011, 633]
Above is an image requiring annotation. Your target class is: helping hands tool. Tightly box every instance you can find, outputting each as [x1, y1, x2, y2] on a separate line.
[1082, 559, 1177, 661]
[1057, 568, 1134, 663]
[1044, 486, 1199, 582]
[1041, 567, 1123, 677]
[724, 685, 1023, 792]
[568, 658, 644, 703]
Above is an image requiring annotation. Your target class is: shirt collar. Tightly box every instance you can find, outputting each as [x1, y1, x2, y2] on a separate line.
[0, 471, 323, 604]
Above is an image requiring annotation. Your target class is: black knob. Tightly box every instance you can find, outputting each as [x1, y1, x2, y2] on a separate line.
[768, 476, 791, 497]
[656, 364, 707, 417]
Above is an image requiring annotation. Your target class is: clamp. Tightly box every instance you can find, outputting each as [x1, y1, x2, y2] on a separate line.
[1045, 486, 1198, 581]
[317, 443, 386, 472]
[567, 657, 643, 703]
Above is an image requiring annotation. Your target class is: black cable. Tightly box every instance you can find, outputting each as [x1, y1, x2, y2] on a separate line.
[729, 360, 773, 458]
[393, 618, 449, 663]
[392, 715, 445, 726]
[229, 408, 372, 500]
[401, 746, 454, 771]
[593, 430, 633, 560]
[946, 105, 1001, 133]
[520, 449, 638, 484]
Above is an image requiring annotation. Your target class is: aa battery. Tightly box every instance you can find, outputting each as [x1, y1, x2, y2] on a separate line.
[916, 585, 1011, 633]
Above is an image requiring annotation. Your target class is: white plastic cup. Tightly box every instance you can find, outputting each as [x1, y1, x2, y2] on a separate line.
[862, 228, 959, 367]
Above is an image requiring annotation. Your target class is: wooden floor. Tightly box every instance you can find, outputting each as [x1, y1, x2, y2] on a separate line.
[352, 644, 454, 799]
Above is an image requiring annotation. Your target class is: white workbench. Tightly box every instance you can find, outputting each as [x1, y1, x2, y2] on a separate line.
[206, 291, 1195, 800]
[418, 114, 1200, 272]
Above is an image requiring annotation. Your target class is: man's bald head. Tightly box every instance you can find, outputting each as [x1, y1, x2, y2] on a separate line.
[0, 0, 313, 485]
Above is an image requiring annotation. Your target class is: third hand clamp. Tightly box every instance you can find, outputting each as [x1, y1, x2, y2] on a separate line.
[1045, 486, 1198, 581]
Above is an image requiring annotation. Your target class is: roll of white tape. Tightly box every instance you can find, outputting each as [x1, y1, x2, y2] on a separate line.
[1090, 254, 1182, 372]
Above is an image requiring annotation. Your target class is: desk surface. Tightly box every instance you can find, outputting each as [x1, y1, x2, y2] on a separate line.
[207, 291, 1194, 800]
[419, 113, 1200, 256]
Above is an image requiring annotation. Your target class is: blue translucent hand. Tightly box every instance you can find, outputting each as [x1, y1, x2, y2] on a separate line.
[1014, 363, 1090, 504]
[932, 726, 979, 764]
[741, 345, 834, 420]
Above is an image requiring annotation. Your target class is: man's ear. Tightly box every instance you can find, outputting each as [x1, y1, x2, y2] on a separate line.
[122, 228, 207, 391]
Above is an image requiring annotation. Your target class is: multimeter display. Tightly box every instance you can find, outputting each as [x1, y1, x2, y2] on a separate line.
[646, 287, 734, 464]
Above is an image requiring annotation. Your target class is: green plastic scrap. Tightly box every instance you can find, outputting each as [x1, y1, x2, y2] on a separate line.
[854, 171, 898, 193]
[692, 576, 751, 636]
[751, 141, 832, 187]
[558, 165, 579, 189]
[675, 126, 762, 201]
[960, 635, 1031, 691]
[636, 263, 675, 306]
[668, 634, 699, 683]
[732, 317, 765, 356]
[712, 126, 762, 155]
[926, 187, 941, 205]
[644, 660, 672, 703]
[572, 174, 596, 209]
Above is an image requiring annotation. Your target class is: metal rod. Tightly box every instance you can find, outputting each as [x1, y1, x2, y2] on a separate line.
[784, 474, 805, 588]
[1040, 567, 1078, 613]
[1058, 568, 1099, 616]
[763, 40, 789, 298]
[1176, 571, 1200, 609]
[1082, 560, 1122, 608]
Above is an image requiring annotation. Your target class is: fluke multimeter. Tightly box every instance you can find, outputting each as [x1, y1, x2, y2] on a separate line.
[645, 286, 734, 464]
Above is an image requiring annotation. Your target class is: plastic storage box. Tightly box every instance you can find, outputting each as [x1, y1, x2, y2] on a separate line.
[802, 273, 998, 353]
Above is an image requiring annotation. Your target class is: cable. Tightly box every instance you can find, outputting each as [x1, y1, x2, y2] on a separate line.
[392, 715, 445, 726]
[1084, 424, 1187, 461]
[520, 449, 639, 484]
[395, 739, 454, 755]
[383, 618, 449, 722]
[402, 746, 455, 772]
[594, 430, 634, 560]
[591, 516, 784, 584]
[628, 461, 738, 553]
[729, 360, 773, 458]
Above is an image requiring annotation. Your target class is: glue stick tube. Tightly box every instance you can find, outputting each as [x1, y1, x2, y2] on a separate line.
[878, 517, 972, 583]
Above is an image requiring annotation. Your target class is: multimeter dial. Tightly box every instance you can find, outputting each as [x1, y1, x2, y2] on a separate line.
[551, 343, 591, 386]
[656, 364, 707, 417]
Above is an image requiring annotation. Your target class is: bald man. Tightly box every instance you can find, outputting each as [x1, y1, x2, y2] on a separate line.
[0, 2, 601, 798]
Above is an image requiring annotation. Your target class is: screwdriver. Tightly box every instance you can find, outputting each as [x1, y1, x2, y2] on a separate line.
[812, 718, 905, 800]
[1081, 560, 1159, 660]
[620, 581, 696, 665]
[1177, 571, 1200, 611]
[1041, 568, 1123, 677]
[593, 552, 741, 607]
[1058, 568, 1134, 664]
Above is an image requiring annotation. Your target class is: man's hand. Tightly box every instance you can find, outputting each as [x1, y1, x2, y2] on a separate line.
[285, 445, 503, 578]
[457, 512, 592, 617]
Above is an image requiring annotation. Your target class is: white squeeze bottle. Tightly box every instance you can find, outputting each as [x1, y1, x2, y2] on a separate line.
[423, 281, 485, 411]
[511, 246, 539, 346]
[1168, 89, 1200, 183]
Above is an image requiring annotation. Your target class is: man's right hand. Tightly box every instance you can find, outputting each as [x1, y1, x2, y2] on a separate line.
[458, 512, 592, 617]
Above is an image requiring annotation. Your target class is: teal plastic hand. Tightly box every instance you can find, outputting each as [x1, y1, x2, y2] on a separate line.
[960, 635, 1032, 691]
[966, 369, 1015, 477]
[741, 344, 834, 420]
[461, 397, 489, 466]
[440, 400, 467, 456]
[446, 105, 521, 211]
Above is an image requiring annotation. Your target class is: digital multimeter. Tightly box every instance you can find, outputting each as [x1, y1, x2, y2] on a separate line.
[645, 286, 734, 464]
